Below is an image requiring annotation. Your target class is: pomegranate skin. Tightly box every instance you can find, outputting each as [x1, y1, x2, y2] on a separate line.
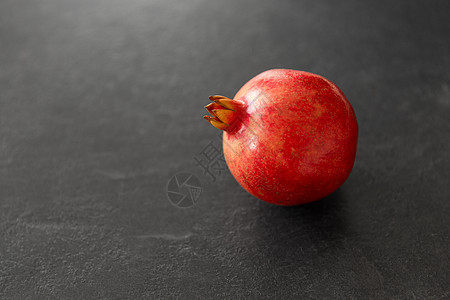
[223, 69, 358, 206]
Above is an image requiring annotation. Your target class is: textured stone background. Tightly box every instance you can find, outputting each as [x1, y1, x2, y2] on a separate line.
[0, 0, 449, 298]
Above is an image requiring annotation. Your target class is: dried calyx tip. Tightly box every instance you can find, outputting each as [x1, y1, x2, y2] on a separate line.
[203, 95, 244, 130]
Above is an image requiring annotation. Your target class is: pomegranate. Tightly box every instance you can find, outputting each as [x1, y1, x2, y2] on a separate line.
[204, 69, 358, 206]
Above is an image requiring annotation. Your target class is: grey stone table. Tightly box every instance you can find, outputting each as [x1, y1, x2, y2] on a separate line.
[1, 0, 449, 298]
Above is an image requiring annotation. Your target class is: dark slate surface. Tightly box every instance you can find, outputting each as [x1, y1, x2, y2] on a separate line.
[1, 0, 449, 298]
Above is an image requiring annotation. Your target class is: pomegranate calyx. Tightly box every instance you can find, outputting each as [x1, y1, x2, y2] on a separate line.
[203, 115, 228, 130]
[203, 95, 245, 131]
[208, 95, 242, 111]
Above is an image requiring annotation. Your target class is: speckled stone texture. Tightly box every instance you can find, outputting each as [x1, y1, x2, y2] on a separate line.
[0, 0, 449, 298]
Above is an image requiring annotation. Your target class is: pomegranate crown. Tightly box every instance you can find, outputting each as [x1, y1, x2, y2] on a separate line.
[203, 95, 245, 131]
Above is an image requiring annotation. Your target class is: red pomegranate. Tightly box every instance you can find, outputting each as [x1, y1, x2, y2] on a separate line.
[204, 69, 358, 206]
